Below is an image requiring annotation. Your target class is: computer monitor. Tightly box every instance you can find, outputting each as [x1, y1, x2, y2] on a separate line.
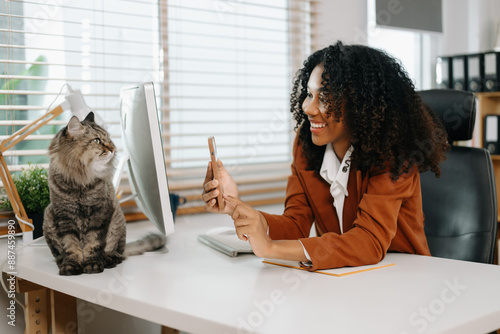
[119, 82, 174, 236]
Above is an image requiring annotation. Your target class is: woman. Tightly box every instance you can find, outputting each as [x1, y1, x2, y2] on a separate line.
[202, 41, 449, 270]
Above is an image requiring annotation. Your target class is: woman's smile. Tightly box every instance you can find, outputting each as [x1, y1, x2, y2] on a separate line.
[310, 120, 327, 133]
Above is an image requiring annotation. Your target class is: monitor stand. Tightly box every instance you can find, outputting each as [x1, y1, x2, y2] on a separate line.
[113, 154, 138, 203]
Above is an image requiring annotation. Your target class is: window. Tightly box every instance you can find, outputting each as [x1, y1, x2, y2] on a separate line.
[1, 0, 161, 218]
[165, 0, 312, 212]
[1, 0, 313, 217]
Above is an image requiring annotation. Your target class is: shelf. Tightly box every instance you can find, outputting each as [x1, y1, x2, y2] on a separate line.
[476, 95, 500, 233]
[475, 92, 500, 98]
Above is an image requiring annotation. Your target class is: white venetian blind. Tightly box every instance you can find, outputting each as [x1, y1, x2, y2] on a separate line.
[163, 0, 312, 214]
[1, 0, 313, 217]
[1, 0, 162, 217]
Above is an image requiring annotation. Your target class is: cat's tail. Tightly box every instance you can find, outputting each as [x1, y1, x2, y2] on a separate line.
[123, 233, 167, 257]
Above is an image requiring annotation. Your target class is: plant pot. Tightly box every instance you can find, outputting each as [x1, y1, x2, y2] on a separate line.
[27, 212, 44, 239]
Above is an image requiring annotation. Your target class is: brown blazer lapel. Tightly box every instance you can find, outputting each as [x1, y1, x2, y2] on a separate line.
[356, 170, 363, 202]
[342, 170, 360, 233]
[298, 170, 341, 235]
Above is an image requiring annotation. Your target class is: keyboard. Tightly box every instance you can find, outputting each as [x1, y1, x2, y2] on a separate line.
[198, 227, 253, 257]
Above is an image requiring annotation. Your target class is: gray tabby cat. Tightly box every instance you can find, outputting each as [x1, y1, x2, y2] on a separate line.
[43, 112, 166, 276]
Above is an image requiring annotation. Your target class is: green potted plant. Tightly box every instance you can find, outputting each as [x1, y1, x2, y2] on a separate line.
[0, 165, 50, 239]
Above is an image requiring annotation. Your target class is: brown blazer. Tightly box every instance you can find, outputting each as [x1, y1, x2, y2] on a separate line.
[261, 135, 431, 270]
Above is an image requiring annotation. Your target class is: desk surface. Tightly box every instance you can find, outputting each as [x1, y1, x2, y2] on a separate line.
[7, 210, 500, 334]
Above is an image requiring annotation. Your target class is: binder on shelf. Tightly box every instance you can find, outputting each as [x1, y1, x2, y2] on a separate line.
[484, 51, 500, 92]
[452, 55, 468, 91]
[467, 53, 484, 92]
[484, 115, 500, 155]
[436, 56, 452, 89]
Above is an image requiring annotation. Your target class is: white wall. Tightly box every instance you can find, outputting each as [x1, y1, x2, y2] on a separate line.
[312, 0, 500, 89]
[441, 0, 500, 55]
[312, 0, 368, 49]
[312, 0, 499, 53]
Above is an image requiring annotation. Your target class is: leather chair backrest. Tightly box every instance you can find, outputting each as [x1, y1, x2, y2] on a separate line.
[419, 89, 497, 264]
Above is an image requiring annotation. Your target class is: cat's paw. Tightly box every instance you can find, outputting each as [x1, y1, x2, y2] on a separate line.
[82, 259, 105, 274]
[104, 253, 124, 269]
[59, 261, 83, 276]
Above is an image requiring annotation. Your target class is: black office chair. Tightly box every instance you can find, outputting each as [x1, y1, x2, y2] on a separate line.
[419, 89, 498, 264]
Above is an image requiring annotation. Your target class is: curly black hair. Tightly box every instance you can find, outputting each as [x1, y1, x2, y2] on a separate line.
[290, 41, 449, 180]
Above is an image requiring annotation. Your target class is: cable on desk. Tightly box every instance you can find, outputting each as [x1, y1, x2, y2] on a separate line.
[0, 235, 48, 312]
[0, 214, 34, 240]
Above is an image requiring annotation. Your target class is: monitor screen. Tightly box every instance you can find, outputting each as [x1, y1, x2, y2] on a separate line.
[119, 82, 174, 236]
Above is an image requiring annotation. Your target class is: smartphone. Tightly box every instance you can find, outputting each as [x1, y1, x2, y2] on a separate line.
[208, 136, 224, 210]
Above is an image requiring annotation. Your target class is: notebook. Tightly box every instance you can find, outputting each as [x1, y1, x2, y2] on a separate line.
[198, 227, 253, 257]
[262, 258, 396, 277]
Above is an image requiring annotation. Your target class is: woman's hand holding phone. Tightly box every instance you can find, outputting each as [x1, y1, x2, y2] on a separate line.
[203, 137, 238, 214]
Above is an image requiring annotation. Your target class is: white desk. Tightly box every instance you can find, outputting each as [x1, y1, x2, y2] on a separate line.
[6, 211, 500, 334]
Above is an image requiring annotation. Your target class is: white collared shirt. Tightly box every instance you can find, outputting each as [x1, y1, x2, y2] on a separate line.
[300, 144, 353, 263]
[319, 144, 354, 234]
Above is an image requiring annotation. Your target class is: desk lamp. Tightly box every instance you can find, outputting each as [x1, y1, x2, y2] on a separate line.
[0, 86, 92, 242]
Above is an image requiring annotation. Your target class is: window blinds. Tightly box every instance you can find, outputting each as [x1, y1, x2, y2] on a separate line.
[1, 0, 313, 218]
[164, 0, 312, 214]
[1, 0, 162, 165]
[1, 0, 162, 219]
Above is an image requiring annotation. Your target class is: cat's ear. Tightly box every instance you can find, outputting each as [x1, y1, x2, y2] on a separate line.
[67, 116, 84, 137]
[84, 112, 95, 123]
